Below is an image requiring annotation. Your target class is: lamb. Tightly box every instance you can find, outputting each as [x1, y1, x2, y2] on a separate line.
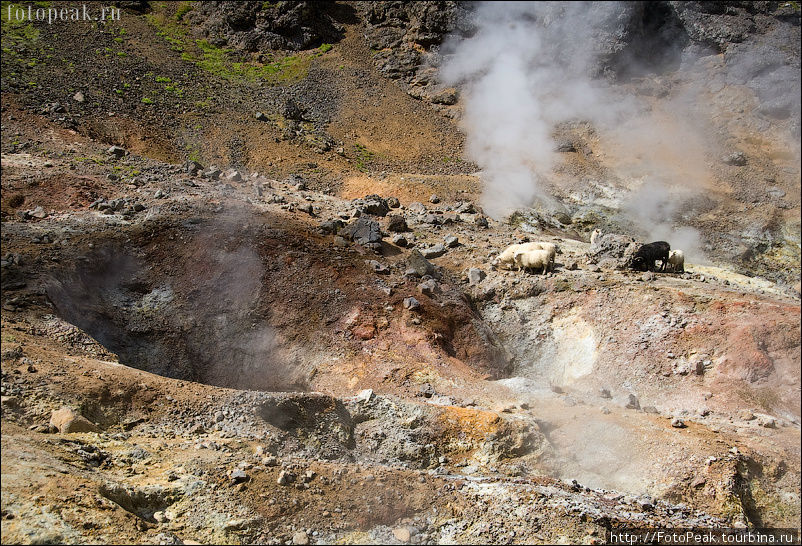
[666, 249, 685, 273]
[629, 241, 670, 272]
[513, 248, 553, 274]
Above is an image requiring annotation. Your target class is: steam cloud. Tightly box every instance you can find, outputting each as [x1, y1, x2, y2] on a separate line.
[439, 1, 735, 256]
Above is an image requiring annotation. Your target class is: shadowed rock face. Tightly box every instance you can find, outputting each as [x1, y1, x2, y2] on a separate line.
[186, 1, 347, 51]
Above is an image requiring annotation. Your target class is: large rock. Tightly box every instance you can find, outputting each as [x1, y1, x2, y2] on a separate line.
[406, 250, 437, 278]
[50, 407, 100, 433]
[386, 214, 408, 232]
[588, 233, 640, 269]
[341, 217, 383, 252]
[354, 194, 390, 217]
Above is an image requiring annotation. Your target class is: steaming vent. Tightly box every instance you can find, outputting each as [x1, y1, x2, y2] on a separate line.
[45, 240, 308, 392]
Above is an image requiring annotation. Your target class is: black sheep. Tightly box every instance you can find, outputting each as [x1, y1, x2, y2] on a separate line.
[630, 241, 670, 272]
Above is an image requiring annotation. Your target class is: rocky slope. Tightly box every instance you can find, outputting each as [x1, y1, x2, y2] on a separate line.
[2, 1, 800, 544]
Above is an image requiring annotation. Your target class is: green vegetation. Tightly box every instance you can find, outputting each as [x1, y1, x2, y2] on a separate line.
[353, 143, 374, 172]
[192, 38, 309, 83]
[146, 2, 310, 84]
[318, 43, 333, 54]
[164, 84, 184, 96]
[1, 2, 44, 51]
[141, 97, 154, 104]
[187, 145, 201, 162]
[174, 2, 194, 21]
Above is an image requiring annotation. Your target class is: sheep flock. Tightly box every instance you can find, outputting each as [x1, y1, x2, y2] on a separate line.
[493, 229, 686, 275]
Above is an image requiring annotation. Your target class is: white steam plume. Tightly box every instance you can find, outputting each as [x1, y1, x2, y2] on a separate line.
[440, 1, 635, 219]
[440, 0, 717, 261]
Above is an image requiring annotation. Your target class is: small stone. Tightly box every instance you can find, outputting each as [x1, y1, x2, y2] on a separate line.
[204, 167, 222, 180]
[387, 196, 401, 208]
[262, 455, 278, 466]
[224, 519, 248, 531]
[29, 206, 48, 219]
[352, 323, 376, 340]
[475, 216, 489, 228]
[419, 383, 435, 398]
[292, 531, 310, 545]
[319, 219, 344, 235]
[691, 475, 707, 488]
[367, 260, 389, 274]
[254, 111, 267, 121]
[625, 394, 640, 410]
[393, 527, 411, 542]
[73, 91, 85, 103]
[417, 279, 440, 297]
[356, 389, 374, 403]
[229, 469, 249, 483]
[738, 410, 755, 421]
[444, 235, 459, 248]
[756, 414, 777, 428]
[153, 511, 168, 523]
[403, 297, 421, 311]
[671, 418, 686, 428]
[467, 268, 486, 285]
[722, 151, 747, 166]
[392, 234, 409, 247]
[643, 406, 659, 414]
[277, 470, 295, 485]
[429, 194, 440, 204]
[421, 244, 446, 259]
[554, 211, 572, 224]
[49, 407, 100, 433]
[599, 388, 612, 399]
[107, 145, 126, 158]
[224, 169, 242, 182]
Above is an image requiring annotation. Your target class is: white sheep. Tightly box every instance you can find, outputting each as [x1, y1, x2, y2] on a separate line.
[495, 242, 536, 269]
[513, 248, 553, 274]
[495, 242, 556, 270]
[531, 241, 558, 258]
[590, 229, 602, 245]
[667, 249, 685, 273]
